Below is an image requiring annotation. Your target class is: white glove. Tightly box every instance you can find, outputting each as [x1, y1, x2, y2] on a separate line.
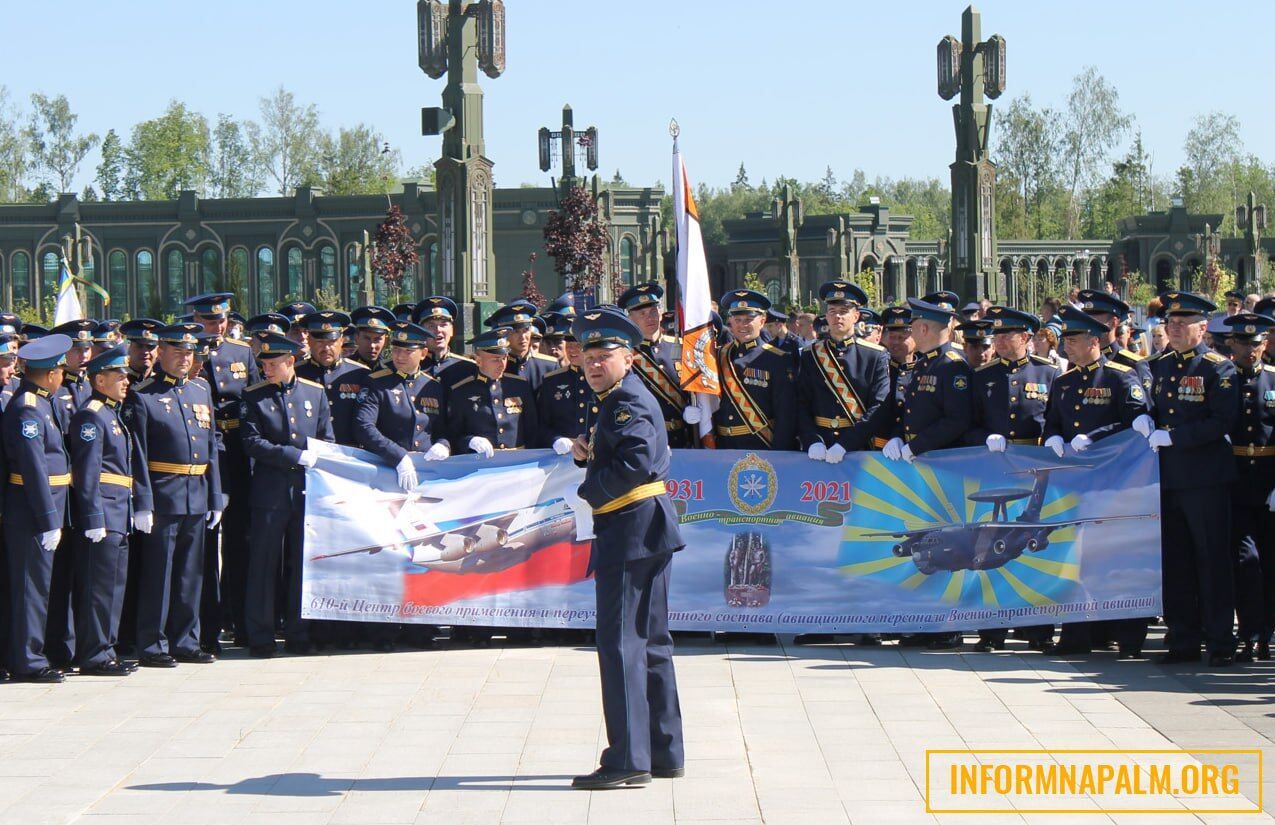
[206, 510, 223, 529]
[900, 444, 915, 463]
[1070, 434, 1093, 453]
[396, 454, 419, 491]
[1132, 414, 1155, 438]
[424, 442, 450, 461]
[133, 510, 154, 534]
[1147, 429, 1173, 452]
[39, 529, 61, 552]
[297, 449, 318, 468]
[1224, 434, 1232, 444]
[807, 442, 827, 461]
[825, 443, 847, 464]
[682, 406, 703, 425]
[552, 437, 574, 456]
[1267, 489, 1275, 513]
[1045, 436, 1065, 458]
[985, 434, 1007, 453]
[84, 527, 107, 543]
[468, 436, 495, 458]
[882, 437, 904, 461]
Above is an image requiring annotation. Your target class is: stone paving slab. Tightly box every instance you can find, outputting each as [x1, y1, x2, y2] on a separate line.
[0, 633, 1269, 824]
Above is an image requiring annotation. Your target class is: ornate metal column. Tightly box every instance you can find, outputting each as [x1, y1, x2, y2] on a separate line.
[1237, 191, 1267, 289]
[773, 184, 803, 302]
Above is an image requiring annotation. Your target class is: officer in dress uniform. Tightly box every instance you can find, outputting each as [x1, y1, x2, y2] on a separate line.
[967, 307, 1061, 651]
[69, 346, 142, 676]
[537, 319, 594, 446]
[539, 310, 573, 367]
[712, 290, 796, 451]
[485, 300, 560, 392]
[350, 306, 395, 370]
[763, 308, 804, 365]
[121, 318, 162, 385]
[45, 320, 96, 669]
[51, 319, 95, 410]
[296, 311, 367, 447]
[413, 296, 475, 384]
[857, 307, 883, 345]
[241, 332, 334, 657]
[569, 308, 684, 791]
[878, 306, 915, 449]
[618, 282, 694, 448]
[186, 292, 257, 651]
[448, 329, 540, 456]
[1141, 292, 1239, 666]
[0, 332, 14, 680]
[797, 281, 890, 463]
[4, 334, 74, 683]
[957, 319, 995, 369]
[1222, 312, 1275, 662]
[278, 301, 318, 352]
[92, 320, 121, 357]
[0, 335, 18, 411]
[1206, 315, 1232, 357]
[1076, 289, 1153, 397]
[1041, 306, 1152, 657]
[124, 323, 223, 667]
[884, 297, 974, 649]
[352, 321, 450, 650]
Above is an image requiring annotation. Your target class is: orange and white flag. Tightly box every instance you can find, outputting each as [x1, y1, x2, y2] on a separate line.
[672, 124, 719, 443]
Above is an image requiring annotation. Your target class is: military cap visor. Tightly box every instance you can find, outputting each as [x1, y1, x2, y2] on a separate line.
[302, 310, 352, 340]
[1056, 305, 1108, 336]
[617, 282, 665, 311]
[984, 306, 1040, 334]
[52, 319, 97, 347]
[572, 309, 644, 350]
[720, 289, 770, 315]
[255, 331, 302, 358]
[85, 344, 129, 374]
[1223, 312, 1272, 339]
[246, 313, 291, 335]
[1156, 291, 1216, 317]
[158, 323, 204, 349]
[819, 280, 868, 306]
[388, 321, 434, 348]
[184, 291, 235, 318]
[906, 297, 957, 324]
[922, 291, 960, 311]
[351, 306, 396, 331]
[18, 333, 73, 368]
[412, 296, 458, 324]
[469, 327, 512, 353]
[485, 300, 541, 329]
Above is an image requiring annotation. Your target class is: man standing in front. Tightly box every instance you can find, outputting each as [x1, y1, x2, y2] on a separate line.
[1142, 292, 1239, 666]
[570, 307, 684, 791]
[124, 323, 223, 668]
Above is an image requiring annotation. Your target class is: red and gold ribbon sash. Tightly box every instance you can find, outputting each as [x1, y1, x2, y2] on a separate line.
[718, 342, 772, 445]
[811, 340, 865, 425]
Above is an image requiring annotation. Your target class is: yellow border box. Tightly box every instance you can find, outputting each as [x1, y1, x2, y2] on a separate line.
[923, 748, 1264, 815]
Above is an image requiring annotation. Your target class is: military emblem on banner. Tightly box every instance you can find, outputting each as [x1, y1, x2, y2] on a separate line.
[728, 452, 778, 516]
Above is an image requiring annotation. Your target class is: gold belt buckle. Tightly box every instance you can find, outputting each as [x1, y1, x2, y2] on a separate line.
[1248, 444, 1257, 457]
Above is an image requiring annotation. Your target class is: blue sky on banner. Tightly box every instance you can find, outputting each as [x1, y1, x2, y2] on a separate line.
[1, 1, 1270, 195]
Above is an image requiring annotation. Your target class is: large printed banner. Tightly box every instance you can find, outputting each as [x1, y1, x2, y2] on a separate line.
[301, 431, 1162, 633]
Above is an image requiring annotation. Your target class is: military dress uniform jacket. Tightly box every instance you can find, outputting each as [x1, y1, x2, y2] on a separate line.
[1150, 343, 1240, 490]
[1042, 358, 1148, 442]
[60, 371, 92, 411]
[353, 368, 447, 465]
[633, 335, 693, 449]
[796, 337, 890, 452]
[447, 373, 538, 453]
[423, 350, 473, 382]
[2, 382, 70, 532]
[877, 359, 914, 446]
[123, 372, 223, 516]
[505, 351, 559, 392]
[240, 377, 334, 512]
[1102, 343, 1153, 400]
[203, 337, 258, 437]
[576, 369, 684, 571]
[967, 355, 1060, 446]
[68, 395, 141, 534]
[1231, 363, 1275, 508]
[0, 375, 19, 412]
[898, 342, 972, 455]
[713, 339, 797, 451]
[536, 365, 595, 443]
[296, 358, 368, 446]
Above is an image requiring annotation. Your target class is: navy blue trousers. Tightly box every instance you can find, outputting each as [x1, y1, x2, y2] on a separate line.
[4, 524, 54, 675]
[244, 506, 308, 648]
[73, 530, 129, 667]
[137, 514, 205, 657]
[1232, 501, 1275, 642]
[1161, 487, 1235, 655]
[594, 553, 684, 773]
[43, 531, 76, 667]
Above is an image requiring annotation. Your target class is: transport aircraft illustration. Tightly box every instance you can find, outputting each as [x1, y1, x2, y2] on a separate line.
[310, 492, 578, 574]
[862, 465, 1156, 574]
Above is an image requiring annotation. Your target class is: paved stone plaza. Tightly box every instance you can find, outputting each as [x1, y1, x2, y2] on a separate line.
[0, 633, 1271, 825]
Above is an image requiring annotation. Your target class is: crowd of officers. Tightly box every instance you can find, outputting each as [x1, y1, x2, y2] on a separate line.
[0, 273, 1270, 682]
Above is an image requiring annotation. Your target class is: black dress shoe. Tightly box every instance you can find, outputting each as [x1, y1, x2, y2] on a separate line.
[571, 767, 651, 789]
[139, 653, 177, 668]
[1236, 642, 1256, 663]
[80, 660, 132, 676]
[1156, 650, 1200, 665]
[1258, 640, 1271, 660]
[112, 659, 139, 672]
[0, 668, 8, 683]
[1207, 651, 1235, 667]
[174, 650, 216, 664]
[249, 644, 275, 659]
[17, 667, 65, 683]
[651, 767, 684, 779]
[973, 639, 1005, 653]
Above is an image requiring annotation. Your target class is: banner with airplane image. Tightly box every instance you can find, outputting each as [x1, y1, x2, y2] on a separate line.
[301, 431, 1161, 633]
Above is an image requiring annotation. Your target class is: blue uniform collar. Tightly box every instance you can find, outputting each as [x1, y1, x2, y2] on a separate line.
[159, 370, 187, 386]
[20, 379, 51, 398]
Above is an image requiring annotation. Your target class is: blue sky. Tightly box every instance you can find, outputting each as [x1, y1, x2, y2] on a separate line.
[2, 1, 1270, 195]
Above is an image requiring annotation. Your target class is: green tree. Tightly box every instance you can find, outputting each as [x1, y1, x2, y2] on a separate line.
[1177, 112, 1244, 232]
[248, 86, 321, 196]
[95, 128, 125, 200]
[1060, 68, 1131, 238]
[209, 115, 260, 198]
[732, 162, 750, 192]
[28, 92, 98, 194]
[0, 86, 32, 201]
[123, 100, 211, 199]
[316, 124, 400, 195]
[995, 94, 1065, 239]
